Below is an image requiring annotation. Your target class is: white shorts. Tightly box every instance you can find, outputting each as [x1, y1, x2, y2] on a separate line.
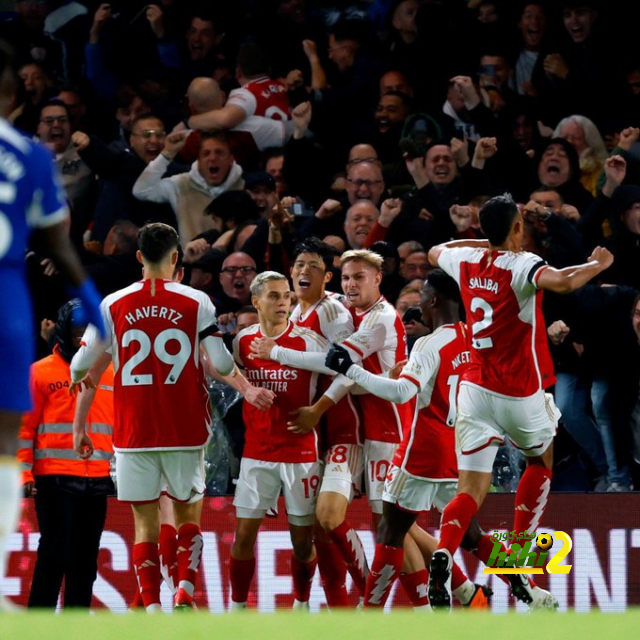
[320, 443, 364, 502]
[363, 439, 398, 515]
[383, 465, 457, 513]
[233, 458, 321, 526]
[115, 449, 205, 504]
[456, 385, 560, 473]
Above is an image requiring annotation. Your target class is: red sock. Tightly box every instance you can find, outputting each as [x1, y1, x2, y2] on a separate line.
[230, 557, 255, 604]
[474, 534, 511, 587]
[399, 569, 429, 607]
[437, 493, 477, 555]
[291, 555, 317, 603]
[450, 561, 467, 591]
[159, 524, 178, 594]
[364, 544, 404, 608]
[176, 523, 203, 598]
[129, 588, 143, 609]
[510, 466, 552, 545]
[132, 542, 162, 608]
[328, 521, 369, 594]
[316, 540, 349, 607]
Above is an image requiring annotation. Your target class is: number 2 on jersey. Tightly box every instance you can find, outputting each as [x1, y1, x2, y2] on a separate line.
[470, 297, 494, 349]
[121, 328, 191, 386]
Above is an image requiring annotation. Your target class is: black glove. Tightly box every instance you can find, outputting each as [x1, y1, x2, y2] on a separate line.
[325, 343, 354, 375]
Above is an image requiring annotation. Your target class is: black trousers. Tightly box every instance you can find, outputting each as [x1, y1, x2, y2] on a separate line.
[28, 476, 109, 609]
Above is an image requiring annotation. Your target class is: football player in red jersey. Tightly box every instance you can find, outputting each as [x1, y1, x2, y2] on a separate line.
[426, 193, 613, 609]
[280, 238, 368, 607]
[252, 250, 448, 609]
[70, 223, 273, 611]
[232, 272, 352, 610]
[327, 270, 494, 609]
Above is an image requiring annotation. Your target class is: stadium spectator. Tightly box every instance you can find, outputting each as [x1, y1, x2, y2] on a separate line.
[72, 113, 180, 244]
[214, 252, 258, 314]
[133, 129, 245, 246]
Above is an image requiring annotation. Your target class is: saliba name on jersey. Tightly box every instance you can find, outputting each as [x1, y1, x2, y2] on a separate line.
[469, 277, 499, 294]
[124, 305, 183, 326]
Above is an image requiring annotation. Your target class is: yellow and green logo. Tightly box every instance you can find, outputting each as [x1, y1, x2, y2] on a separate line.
[482, 531, 572, 575]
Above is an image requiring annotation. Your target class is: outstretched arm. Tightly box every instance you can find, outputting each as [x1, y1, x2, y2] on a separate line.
[536, 247, 614, 294]
[346, 365, 418, 404]
[188, 104, 246, 131]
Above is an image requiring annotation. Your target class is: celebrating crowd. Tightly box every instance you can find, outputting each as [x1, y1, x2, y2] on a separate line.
[3, 0, 640, 613]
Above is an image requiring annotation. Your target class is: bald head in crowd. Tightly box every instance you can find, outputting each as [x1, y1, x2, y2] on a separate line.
[187, 77, 225, 115]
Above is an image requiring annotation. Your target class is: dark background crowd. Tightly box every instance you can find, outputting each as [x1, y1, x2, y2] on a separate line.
[8, 0, 640, 495]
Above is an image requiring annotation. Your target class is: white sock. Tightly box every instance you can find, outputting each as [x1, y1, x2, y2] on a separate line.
[0, 460, 21, 579]
[453, 579, 476, 605]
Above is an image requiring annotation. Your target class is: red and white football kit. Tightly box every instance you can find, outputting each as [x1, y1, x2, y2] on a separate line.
[437, 247, 560, 468]
[227, 77, 290, 121]
[75, 279, 226, 503]
[386, 323, 469, 512]
[234, 321, 347, 525]
[291, 295, 363, 501]
[344, 322, 470, 512]
[73, 278, 227, 610]
[272, 297, 413, 514]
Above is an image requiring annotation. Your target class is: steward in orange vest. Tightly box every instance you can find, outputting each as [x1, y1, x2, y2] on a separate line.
[17, 299, 114, 609]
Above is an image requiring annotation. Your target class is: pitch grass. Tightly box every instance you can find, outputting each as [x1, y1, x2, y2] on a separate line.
[2, 610, 640, 640]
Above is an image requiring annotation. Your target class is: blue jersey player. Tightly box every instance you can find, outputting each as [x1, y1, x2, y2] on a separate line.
[0, 43, 104, 609]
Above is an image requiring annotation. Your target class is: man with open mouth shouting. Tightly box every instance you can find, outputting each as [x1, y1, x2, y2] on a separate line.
[133, 129, 245, 248]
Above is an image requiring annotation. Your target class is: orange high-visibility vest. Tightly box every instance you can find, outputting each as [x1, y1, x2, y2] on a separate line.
[18, 346, 114, 483]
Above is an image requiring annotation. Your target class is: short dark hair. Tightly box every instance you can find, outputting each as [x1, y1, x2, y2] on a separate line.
[380, 90, 413, 109]
[200, 129, 230, 149]
[114, 84, 142, 110]
[424, 268, 460, 303]
[131, 112, 165, 131]
[236, 42, 270, 78]
[236, 305, 258, 317]
[137, 223, 179, 264]
[329, 19, 372, 46]
[479, 193, 519, 246]
[263, 146, 285, 164]
[39, 99, 70, 119]
[292, 237, 335, 272]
